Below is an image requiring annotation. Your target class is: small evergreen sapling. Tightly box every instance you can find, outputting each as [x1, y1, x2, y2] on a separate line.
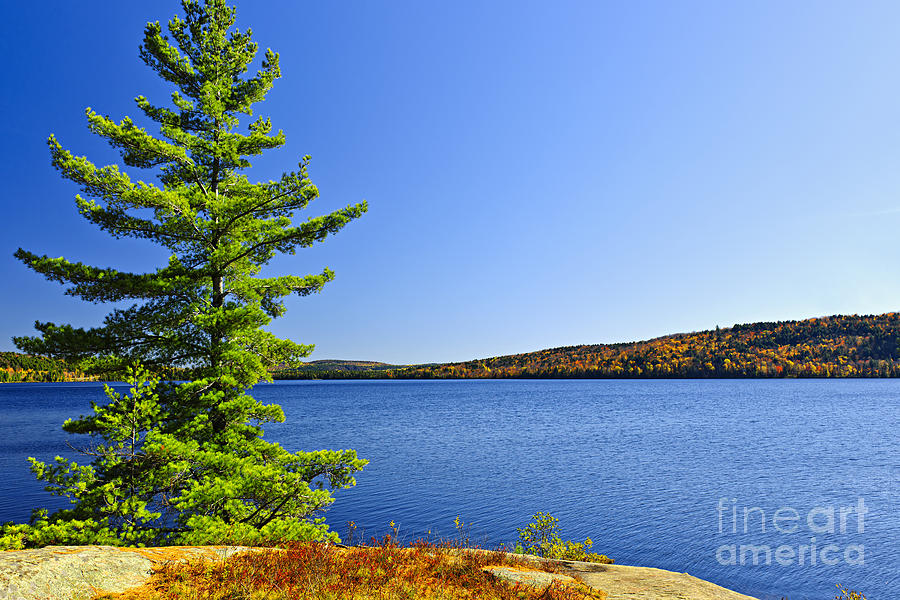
[516, 512, 613, 564]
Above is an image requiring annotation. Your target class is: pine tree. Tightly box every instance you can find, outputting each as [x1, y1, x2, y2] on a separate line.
[4, 0, 367, 547]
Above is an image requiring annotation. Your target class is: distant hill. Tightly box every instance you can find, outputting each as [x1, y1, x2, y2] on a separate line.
[307, 360, 396, 369]
[272, 359, 403, 379]
[281, 313, 900, 379]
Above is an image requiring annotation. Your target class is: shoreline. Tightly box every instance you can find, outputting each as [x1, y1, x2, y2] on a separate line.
[0, 544, 762, 600]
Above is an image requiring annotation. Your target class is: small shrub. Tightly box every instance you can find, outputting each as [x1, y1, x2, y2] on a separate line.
[516, 512, 613, 564]
[452, 514, 473, 547]
[834, 585, 866, 600]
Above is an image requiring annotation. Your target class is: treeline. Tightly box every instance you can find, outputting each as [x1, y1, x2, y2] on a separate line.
[0, 352, 185, 383]
[0, 352, 92, 382]
[12, 313, 900, 382]
[283, 313, 900, 379]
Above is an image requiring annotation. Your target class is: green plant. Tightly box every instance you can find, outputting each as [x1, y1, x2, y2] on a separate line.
[516, 512, 613, 564]
[834, 585, 866, 600]
[8, 0, 367, 547]
[452, 515, 473, 548]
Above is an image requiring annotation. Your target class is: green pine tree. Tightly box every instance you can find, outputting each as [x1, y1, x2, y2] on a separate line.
[4, 0, 367, 547]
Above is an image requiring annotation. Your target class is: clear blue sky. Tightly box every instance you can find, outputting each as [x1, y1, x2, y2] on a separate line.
[2, 1, 900, 365]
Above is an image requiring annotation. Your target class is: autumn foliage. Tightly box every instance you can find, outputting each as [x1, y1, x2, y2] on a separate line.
[105, 540, 606, 600]
[276, 313, 900, 379]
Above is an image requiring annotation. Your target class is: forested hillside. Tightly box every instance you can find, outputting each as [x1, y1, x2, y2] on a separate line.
[285, 313, 900, 379]
[398, 313, 900, 378]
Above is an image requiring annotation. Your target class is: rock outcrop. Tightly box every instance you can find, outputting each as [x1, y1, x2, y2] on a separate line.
[554, 559, 760, 600]
[0, 545, 249, 600]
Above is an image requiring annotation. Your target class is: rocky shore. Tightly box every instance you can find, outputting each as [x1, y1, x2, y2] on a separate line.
[0, 545, 761, 600]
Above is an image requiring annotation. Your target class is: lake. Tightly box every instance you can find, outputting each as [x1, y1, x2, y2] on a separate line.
[0, 379, 896, 599]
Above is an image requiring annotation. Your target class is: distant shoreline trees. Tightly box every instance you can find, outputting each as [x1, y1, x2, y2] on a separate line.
[272, 313, 900, 380]
[8, 312, 900, 384]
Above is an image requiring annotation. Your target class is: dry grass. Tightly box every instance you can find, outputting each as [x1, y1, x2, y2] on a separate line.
[97, 537, 606, 600]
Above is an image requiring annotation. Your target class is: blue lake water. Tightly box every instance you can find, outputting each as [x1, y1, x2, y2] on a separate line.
[0, 379, 897, 599]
